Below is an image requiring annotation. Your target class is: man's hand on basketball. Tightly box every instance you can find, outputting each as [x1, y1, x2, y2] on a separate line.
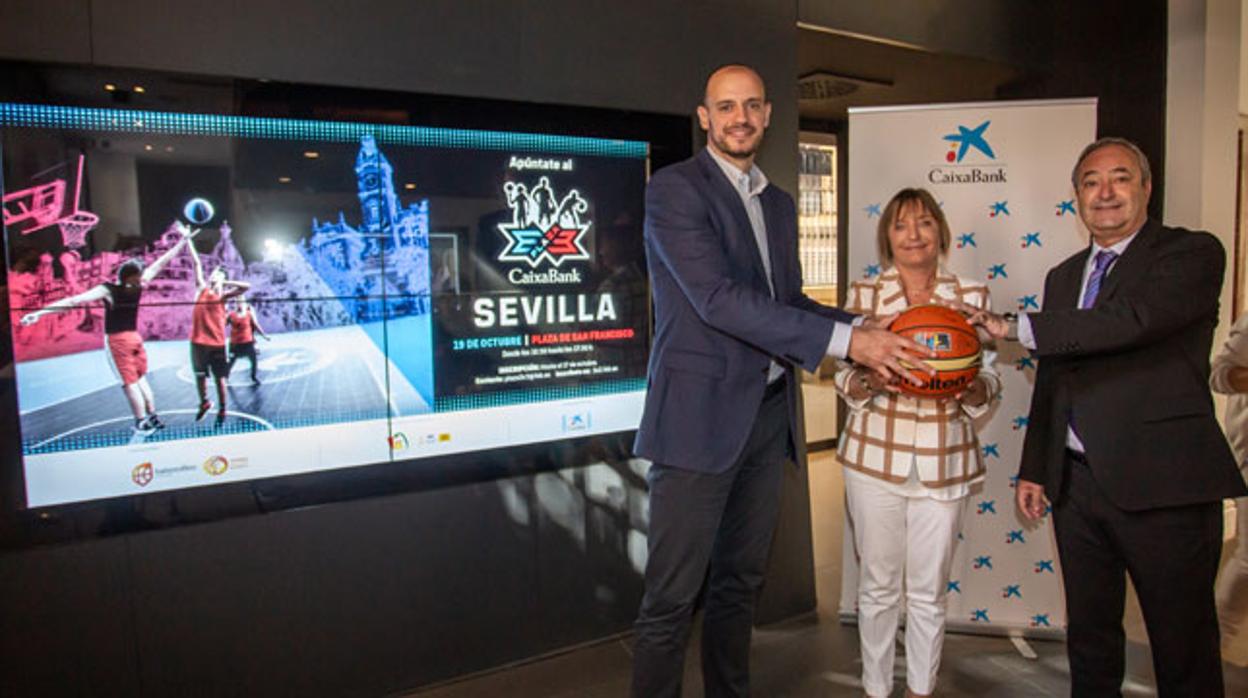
[940, 299, 1011, 340]
[847, 320, 935, 387]
[1016, 479, 1047, 521]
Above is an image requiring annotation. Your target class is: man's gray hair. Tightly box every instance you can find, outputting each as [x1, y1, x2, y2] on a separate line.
[1071, 137, 1152, 188]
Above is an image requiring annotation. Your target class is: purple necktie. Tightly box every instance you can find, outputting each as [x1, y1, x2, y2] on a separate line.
[1081, 249, 1118, 309]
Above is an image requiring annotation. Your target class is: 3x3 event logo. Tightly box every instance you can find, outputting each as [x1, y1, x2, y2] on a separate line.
[929, 119, 1007, 185]
[497, 176, 591, 275]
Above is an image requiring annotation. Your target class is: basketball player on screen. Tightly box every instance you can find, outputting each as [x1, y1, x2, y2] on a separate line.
[187, 240, 249, 426]
[227, 296, 268, 384]
[20, 223, 199, 434]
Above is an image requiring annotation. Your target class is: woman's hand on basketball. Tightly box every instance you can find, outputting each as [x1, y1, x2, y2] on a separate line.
[955, 376, 990, 407]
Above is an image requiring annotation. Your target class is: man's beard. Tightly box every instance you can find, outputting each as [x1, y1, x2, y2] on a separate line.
[711, 128, 760, 159]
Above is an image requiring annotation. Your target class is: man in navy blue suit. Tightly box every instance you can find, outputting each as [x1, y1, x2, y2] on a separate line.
[630, 64, 931, 698]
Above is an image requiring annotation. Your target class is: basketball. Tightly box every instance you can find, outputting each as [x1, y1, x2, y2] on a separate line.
[889, 304, 982, 398]
[183, 197, 215, 225]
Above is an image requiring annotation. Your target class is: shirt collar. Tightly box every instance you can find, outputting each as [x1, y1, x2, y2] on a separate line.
[1090, 223, 1143, 258]
[706, 147, 768, 197]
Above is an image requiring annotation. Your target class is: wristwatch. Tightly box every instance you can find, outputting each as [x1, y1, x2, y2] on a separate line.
[1001, 312, 1020, 341]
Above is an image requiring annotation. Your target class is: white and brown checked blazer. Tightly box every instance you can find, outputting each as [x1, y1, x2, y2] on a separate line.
[834, 267, 1001, 495]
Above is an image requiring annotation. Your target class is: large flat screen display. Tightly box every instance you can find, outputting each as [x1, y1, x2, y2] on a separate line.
[2, 103, 649, 508]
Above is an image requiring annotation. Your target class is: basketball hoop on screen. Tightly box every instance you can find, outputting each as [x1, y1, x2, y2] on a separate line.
[0, 152, 98, 248]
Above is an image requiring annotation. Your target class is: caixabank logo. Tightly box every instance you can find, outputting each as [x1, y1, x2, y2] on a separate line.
[497, 176, 591, 284]
[928, 119, 1008, 185]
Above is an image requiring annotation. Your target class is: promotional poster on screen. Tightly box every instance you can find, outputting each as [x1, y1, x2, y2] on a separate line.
[1, 104, 650, 507]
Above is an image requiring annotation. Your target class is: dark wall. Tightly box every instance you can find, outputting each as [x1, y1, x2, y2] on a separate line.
[800, 0, 1169, 218]
[0, 1, 816, 696]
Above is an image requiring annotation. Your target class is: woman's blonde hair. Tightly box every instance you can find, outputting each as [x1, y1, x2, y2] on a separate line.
[876, 188, 951, 265]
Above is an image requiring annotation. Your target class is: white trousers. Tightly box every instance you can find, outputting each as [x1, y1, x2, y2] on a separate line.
[844, 472, 965, 697]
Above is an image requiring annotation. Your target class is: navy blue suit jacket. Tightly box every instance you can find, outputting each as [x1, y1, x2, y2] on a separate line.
[633, 150, 855, 472]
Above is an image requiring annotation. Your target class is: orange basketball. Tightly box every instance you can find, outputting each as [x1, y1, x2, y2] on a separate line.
[889, 304, 982, 398]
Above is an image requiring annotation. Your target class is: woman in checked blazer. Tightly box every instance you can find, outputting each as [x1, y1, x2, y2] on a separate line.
[834, 188, 1001, 698]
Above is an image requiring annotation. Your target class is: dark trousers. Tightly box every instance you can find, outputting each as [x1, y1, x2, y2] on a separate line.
[1053, 450, 1225, 697]
[631, 384, 789, 698]
[228, 342, 258, 381]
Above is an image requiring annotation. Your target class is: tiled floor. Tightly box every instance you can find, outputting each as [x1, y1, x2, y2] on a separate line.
[409, 448, 1248, 697]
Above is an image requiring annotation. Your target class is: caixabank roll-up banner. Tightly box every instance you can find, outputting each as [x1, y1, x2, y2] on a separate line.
[841, 99, 1097, 636]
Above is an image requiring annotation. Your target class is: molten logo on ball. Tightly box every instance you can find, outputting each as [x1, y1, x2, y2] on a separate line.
[890, 304, 982, 398]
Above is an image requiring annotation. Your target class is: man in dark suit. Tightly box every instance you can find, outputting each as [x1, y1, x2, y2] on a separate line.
[630, 64, 931, 698]
[966, 137, 1248, 696]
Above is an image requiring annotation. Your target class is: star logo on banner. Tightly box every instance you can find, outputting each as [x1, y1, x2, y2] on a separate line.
[1011, 417, 1029, 431]
[1018, 294, 1039, 310]
[957, 232, 977, 248]
[1006, 529, 1026, 544]
[1015, 356, 1036, 371]
[989, 201, 1010, 217]
[947, 580, 962, 593]
[988, 263, 1007, 279]
[864, 203, 882, 218]
[1022, 232, 1042, 248]
[863, 263, 881, 278]
[1035, 560, 1055, 574]
[1031, 614, 1051, 627]
[982, 443, 1000, 459]
[1003, 585, 1022, 599]
[1008, 475, 1020, 488]
[943, 120, 996, 162]
[1056, 199, 1076, 216]
[977, 500, 997, 515]
[972, 608, 991, 622]
[973, 556, 993, 570]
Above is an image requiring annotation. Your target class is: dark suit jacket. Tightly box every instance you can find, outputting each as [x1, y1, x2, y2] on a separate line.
[633, 150, 854, 473]
[1019, 219, 1248, 510]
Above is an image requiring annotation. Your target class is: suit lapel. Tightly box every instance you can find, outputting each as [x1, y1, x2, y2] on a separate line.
[761, 188, 789, 296]
[695, 150, 770, 289]
[1049, 249, 1088, 310]
[1094, 219, 1159, 306]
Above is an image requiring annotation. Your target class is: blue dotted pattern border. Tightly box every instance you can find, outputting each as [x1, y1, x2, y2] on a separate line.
[0, 103, 649, 159]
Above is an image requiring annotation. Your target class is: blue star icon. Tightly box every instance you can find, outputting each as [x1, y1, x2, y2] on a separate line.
[1015, 356, 1036, 371]
[1011, 416, 1029, 431]
[1022, 232, 1042, 248]
[972, 608, 990, 622]
[863, 263, 881, 278]
[1003, 584, 1022, 599]
[982, 443, 1000, 458]
[947, 580, 961, 593]
[1018, 294, 1039, 310]
[1007, 529, 1026, 544]
[1035, 560, 1055, 574]
[1043, 503, 1053, 517]
[988, 263, 1007, 279]
[864, 203, 882, 218]
[977, 500, 997, 515]
[1031, 614, 1051, 627]
[1056, 200, 1076, 216]
[990, 201, 1010, 217]
[943, 120, 996, 162]
[1008, 474, 1020, 487]
[957, 232, 977, 248]
[974, 555, 993, 570]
